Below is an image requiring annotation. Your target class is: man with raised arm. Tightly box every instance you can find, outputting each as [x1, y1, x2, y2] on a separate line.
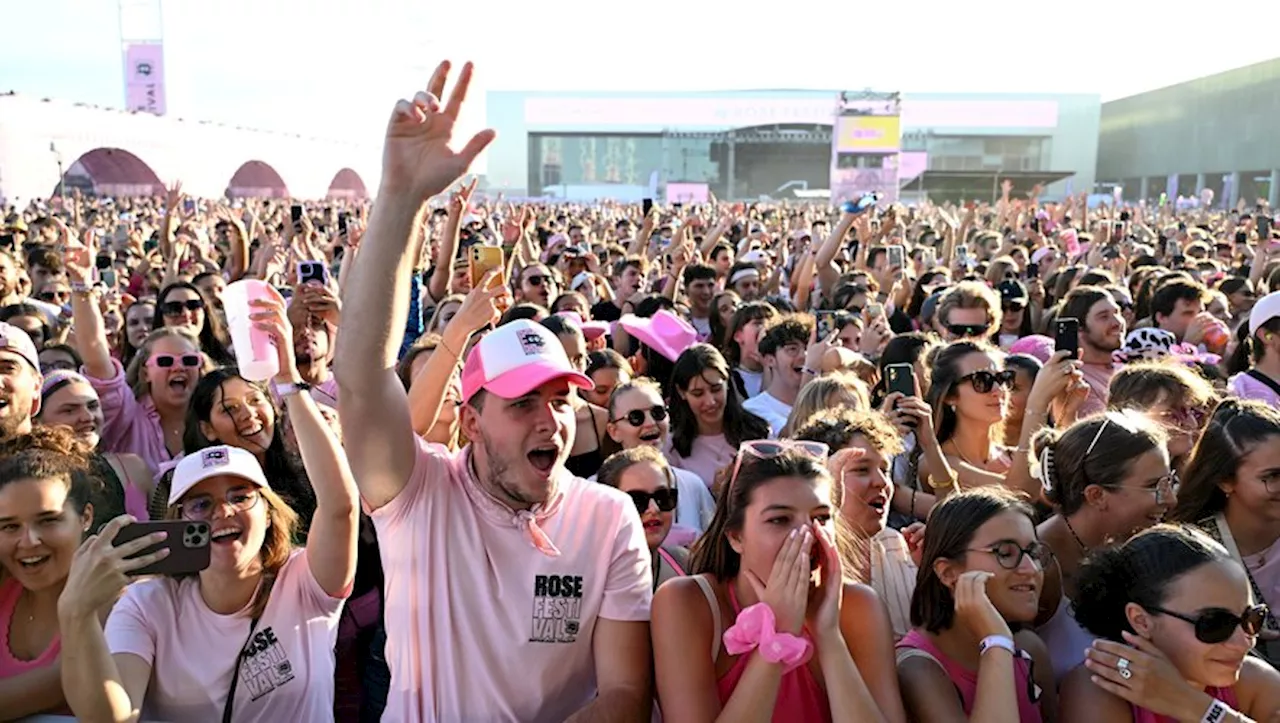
[335, 61, 653, 723]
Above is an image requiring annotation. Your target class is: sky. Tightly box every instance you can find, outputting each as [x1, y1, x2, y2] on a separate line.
[2, 0, 1277, 173]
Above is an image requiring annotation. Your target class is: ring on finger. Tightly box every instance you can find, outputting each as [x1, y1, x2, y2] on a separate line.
[1116, 657, 1132, 680]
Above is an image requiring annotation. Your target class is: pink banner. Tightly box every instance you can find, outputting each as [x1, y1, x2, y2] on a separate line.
[123, 43, 167, 116]
[666, 182, 709, 204]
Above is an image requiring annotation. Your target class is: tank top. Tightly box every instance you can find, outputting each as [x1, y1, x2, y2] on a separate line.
[896, 629, 1043, 722]
[1131, 686, 1237, 723]
[691, 575, 831, 722]
[1036, 595, 1097, 683]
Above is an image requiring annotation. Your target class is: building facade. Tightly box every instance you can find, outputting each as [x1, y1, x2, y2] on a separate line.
[484, 89, 1102, 202]
[1097, 58, 1280, 207]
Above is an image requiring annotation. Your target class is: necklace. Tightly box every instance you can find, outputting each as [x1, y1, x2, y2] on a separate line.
[949, 440, 990, 469]
[1062, 515, 1089, 553]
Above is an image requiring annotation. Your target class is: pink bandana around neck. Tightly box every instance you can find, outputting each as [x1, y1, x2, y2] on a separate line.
[466, 448, 564, 557]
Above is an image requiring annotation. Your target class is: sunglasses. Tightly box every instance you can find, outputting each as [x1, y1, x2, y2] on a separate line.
[727, 439, 830, 491]
[1146, 604, 1269, 644]
[957, 369, 1016, 393]
[945, 323, 991, 338]
[161, 298, 204, 316]
[1002, 301, 1026, 313]
[38, 290, 71, 302]
[525, 275, 549, 287]
[627, 488, 679, 515]
[179, 487, 262, 521]
[149, 353, 202, 368]
[612, 405, 668, 427]
[967, 540, 1054, 570]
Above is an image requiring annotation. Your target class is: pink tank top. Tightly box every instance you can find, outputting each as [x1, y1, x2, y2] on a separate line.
[1131, 686, 1238, 723]
[0, 577, 60, 678]
[695, 576, 831, 722]
[897, 629, 1043, 722]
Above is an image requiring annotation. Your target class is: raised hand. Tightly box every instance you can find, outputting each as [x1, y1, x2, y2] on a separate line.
[248, 291, 298, 383]
[380, 61, 497, 202]
[57, 515, 170, 620]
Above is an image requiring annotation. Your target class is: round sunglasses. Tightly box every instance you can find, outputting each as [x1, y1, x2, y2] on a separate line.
[627, 488, 678, 516]
[957, 369, 1016, 394]
[611, 405, 668, 427]
[1146, 603, 1269, 644]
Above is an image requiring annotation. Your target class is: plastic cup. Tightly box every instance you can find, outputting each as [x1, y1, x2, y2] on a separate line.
[222, 279, 280, 381]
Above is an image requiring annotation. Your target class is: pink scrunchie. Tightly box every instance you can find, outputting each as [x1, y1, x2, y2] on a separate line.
[723, 602, 813, 673]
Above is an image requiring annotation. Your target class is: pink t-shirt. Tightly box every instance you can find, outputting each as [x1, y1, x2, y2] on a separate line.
[84, 359, 175, 476]
[1229, 371, 1280, 406]
[0, 577, 59, 678]
[104, 549, 345, 722]
[667, 434, 737, 489]
[370, 440, 652, 723]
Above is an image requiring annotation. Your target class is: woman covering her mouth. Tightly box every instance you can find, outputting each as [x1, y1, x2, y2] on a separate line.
[1033, 410, 1175, 682]
[35, 370, 154, 529]
[0, 427, 97, 719]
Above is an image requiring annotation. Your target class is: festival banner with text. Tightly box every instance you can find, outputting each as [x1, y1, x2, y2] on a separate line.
[123, 43, 167, 116]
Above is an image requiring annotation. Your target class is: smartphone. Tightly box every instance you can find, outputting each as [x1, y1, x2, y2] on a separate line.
[1259, 216, 1273, 241]
[886, 244, 905, 269]
[865, 302, 885, 322]
[338, 212, 349, 236]
[841, 193, 879, 216]
[100, 268, 118, 288]
[1165, 239, 1180, 257]
[920, 247, 937, 268]
[1054, 318, 1080, 360]
[1119, 210, 1131, 222]
[182, 199, 196, 214]
[95, 254, 112, 270]
[297, 260, 329, 286]
[814, 310, 838, 339]
[956, 244, 970, 265]
[290, 204, 304, 227]
[887, 363, 917, 397]
[1026, 262, 1040, 279]
[642, 198, 653, 217]
[111, 520, 211, 576]
[469, 245, 505, 288]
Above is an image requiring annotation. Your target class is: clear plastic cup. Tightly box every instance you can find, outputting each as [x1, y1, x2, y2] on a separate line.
[222, 279, 280, 381]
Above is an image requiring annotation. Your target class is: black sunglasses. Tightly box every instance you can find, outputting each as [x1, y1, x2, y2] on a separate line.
[525, 274, 549, 287]
[161, 298, 204, 316]
[1146, 604, 1269, 644]
[1002, 301, 1026, 312]
[627, 488, 678, 515]
[957, 369, 1016, 394]
[612, 405, 668, 427]
[945, 323, 990, 338]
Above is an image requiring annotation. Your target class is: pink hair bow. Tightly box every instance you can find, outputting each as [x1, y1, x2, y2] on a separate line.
[723, 602, 813, 673]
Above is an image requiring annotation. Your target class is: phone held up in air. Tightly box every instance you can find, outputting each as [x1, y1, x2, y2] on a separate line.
[841, 193, 879, 216]
[1025, 262, 1040, 279]
[642, 198, 653, 217]
[290, 204, 304, 229]
[112, 520, 211, 576]
[1055, 317, 1080, 360]
[469, 245, 505, 288]
[297, 260, 329, 286]
[814, 310, 838, 340]
[1259, 216, 1273, 242]
[886, 244, 905, 269]
[887, 363, 917, 398]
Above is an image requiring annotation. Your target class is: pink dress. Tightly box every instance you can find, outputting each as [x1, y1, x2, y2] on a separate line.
[692, 576, 831, 722]
[1131, 687, 1237, 723]
[897, 629, 1043, 722]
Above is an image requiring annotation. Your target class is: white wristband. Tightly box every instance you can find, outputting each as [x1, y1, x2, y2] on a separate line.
[979, 634, 1015, 656]
[1201, 699, 1230, 723]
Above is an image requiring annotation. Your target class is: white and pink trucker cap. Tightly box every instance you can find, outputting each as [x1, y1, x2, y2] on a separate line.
[461, 319, 593, 402]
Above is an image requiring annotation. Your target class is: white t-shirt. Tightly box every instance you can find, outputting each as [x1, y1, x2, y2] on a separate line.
[671, 466, 716, 532]
[105, 549, 345, 723]
[737, 366, 764, 398]
[370, 440, 652, 723]
[742, 390, 792, 438]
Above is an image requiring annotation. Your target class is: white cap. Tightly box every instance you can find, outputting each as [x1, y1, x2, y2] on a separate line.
[169, 445, 271, 505]
[1250, 291, 1280, 335]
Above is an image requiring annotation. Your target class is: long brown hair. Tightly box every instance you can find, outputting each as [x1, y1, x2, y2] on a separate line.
[1171, 398, 1280, 524]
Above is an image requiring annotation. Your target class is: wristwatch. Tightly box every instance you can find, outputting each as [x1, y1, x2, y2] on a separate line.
[274, 381, 312, 398]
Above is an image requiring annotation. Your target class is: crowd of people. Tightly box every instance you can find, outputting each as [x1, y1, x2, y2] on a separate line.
[2, 60, 1280, 722]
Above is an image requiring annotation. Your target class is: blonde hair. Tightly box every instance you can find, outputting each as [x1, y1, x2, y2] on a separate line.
[780, 372, 870, 437]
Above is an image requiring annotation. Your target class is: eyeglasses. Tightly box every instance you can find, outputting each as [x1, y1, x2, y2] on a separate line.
[161, 298, 204, 316]
[727, 439, 830, 492]
[627, 488, 679, 515]
[149, 353, 202, 368]
[1145, 604, 1269, 644]
[946, 323, 991, 338]
[612, 405, 668, 427]
[179, 486, 261, 521]
[1157, 406, 1206, 432]
[967, 540, 1054, 570]
[1114, 473, 1179, 505]
[957, 369, 1016, 393]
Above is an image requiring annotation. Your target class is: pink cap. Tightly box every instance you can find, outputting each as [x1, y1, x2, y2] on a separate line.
[1008, 334, 1055, 364]
[461, 319, 593, 402]
[554, 311, 610, 341]
[0, 322, 40, 373]
[618, 309, 697, 363]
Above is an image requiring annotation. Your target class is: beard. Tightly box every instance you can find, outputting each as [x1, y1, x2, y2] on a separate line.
[477, 429, 546, 507]
[0, 400, 34, 442]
